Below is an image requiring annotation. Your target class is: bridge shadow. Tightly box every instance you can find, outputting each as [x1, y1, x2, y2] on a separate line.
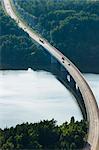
[49, 64, 87, 121]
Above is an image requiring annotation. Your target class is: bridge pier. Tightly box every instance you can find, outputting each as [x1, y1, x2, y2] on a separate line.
[50, 60, 87, 120]
[57, 70, 87, 120]
[70, 76, 76, 89]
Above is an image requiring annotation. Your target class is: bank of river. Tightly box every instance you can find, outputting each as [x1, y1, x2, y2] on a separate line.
[0, 70, 99, 129]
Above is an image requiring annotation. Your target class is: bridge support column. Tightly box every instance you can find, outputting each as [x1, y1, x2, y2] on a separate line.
[70, 76, 76, 90]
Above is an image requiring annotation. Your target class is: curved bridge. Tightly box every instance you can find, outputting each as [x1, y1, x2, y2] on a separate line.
[3, 0, 99, 149]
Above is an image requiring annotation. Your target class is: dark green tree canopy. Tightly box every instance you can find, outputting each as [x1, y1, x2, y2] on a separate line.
[0, 118, 88, 149]
[14, 0, 99, 73]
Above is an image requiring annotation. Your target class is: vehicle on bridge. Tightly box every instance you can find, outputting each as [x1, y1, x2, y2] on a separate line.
[39, 38, 44, 44]
[62, 57, 65, 63]
[62, 57, 65, 60]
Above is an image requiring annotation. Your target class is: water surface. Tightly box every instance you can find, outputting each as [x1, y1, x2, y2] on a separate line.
[0, 70, 99, 129]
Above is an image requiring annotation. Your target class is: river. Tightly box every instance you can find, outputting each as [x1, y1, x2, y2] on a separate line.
[0, 70, 99, 129]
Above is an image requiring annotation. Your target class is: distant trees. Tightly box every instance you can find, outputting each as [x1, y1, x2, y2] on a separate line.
[0, 35, 36, 69]
[0, 2, 50, 70]
[0, 118, 88, 149]
[0, 2, 34, 69]
[14, 0, 99, 73]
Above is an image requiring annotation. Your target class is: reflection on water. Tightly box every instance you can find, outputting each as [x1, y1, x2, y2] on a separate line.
[0, 70, 99, 129]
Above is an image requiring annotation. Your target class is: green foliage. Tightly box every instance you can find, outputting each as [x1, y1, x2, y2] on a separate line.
[0, 2, 26, 37]
[0, 2, 50, 70]
[0, 118, 88, 149]
[14, 0, 99, 73]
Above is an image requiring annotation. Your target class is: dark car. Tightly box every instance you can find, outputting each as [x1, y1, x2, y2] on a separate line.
[62, 57, 65, 60]
[39, 39, 44, 44]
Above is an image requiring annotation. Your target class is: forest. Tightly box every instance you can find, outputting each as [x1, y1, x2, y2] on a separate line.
[14, 0, 99, 73]
[0, 117, 88, 150]
[0, 2, 50, 70]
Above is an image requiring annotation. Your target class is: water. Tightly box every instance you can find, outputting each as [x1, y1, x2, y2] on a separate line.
[84, 74, 99, 104]
[0, 70, 99, 129]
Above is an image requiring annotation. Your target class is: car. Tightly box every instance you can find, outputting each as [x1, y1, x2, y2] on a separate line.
[39, 39, 44, 44]
[62, 61, 64, 63]
[62, 57, 65, 60]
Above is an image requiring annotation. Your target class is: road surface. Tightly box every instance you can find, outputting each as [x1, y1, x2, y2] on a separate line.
[2, 0, 99, 149]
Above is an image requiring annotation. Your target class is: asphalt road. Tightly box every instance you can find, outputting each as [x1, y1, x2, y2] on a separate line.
[3, 0, 99, 149]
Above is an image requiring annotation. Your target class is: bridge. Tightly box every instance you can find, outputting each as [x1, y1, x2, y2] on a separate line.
[2, 0, 99, 149]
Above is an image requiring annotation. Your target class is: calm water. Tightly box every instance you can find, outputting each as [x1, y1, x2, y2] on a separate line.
[0, 70, 99, 129]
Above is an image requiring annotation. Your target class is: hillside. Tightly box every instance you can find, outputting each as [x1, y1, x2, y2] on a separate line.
[14, 0, 99, 73]
[0, 2, 50, 70]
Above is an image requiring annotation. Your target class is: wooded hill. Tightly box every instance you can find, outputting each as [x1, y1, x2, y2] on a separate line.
[0, 2, 50, 70]
[14, 0, 99, 73]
